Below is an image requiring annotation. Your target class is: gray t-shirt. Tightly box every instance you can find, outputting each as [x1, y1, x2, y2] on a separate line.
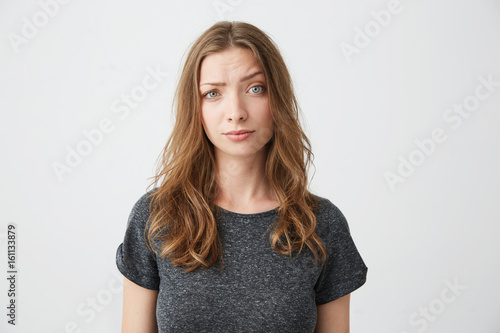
[116, 189, 367, 332]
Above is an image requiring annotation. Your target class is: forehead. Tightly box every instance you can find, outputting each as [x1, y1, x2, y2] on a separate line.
[199, 47, 263, 82]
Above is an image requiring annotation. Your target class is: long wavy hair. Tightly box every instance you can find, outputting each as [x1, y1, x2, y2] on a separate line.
[145, 21, 326, 273]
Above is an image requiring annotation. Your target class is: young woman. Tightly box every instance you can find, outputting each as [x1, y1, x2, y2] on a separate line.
[116, 21, 368, 333]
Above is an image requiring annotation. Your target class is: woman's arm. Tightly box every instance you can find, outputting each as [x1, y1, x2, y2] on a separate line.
[121, 276, 159, 333]
[315, 293, 350, 333]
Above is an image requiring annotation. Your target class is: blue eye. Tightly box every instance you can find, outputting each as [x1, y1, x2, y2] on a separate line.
[249, 85, 265, 94]
[204, 91, 219, 99]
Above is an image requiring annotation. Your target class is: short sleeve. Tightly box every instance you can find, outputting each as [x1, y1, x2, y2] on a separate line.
[116, 191, 160, 290]
[314, 199, 368, 305]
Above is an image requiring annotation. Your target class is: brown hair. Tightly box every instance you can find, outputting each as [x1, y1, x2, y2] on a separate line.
[145, 21, 326, 273]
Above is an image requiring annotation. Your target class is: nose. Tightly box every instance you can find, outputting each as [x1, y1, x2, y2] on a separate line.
[225, 91, 247, 122]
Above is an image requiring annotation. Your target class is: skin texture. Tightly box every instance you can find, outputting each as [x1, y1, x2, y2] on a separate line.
[122, 277, 159, 333]
[199, 47, 277, 214]
[315, 293, 351, 333]
[121, 47, 351, 332]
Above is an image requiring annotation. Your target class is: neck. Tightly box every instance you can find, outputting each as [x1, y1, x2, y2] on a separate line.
[214, 147, 275, 207]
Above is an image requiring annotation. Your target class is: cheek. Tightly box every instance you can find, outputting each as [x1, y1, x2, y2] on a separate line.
[200, 108, 216, 135]
[257, 102, 274, 141]
[259, 101, 273, 127]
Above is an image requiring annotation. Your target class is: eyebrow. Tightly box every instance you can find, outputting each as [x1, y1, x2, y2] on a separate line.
[200, 71, 264, 87]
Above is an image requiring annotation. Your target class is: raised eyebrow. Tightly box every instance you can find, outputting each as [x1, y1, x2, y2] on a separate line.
[200, 71, 264, 87]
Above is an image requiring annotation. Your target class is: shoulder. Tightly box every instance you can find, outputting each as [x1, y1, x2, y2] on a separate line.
[126, 188, 159, 229]
[132, 187, 159, 212]
[311, 194, 352, 239]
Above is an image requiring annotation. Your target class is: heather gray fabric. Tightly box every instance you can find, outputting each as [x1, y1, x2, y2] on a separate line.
[116, 189, 367, 332]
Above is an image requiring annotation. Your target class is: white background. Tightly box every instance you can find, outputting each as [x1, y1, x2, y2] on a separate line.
[1, 0, 499, 332]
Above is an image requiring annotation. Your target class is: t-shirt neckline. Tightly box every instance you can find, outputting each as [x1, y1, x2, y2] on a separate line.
[214, 205, 279, 218]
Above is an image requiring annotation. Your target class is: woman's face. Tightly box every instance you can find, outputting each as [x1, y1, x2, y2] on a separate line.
[199, 47, 274, 162]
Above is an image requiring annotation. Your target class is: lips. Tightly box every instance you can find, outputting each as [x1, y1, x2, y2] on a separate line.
[224, 130, 254, 142]
[224, 130, 254, 135]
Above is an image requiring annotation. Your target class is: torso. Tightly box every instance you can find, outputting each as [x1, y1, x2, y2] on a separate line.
[215, 199, 280, 215]
[153, 206, 321, 332]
